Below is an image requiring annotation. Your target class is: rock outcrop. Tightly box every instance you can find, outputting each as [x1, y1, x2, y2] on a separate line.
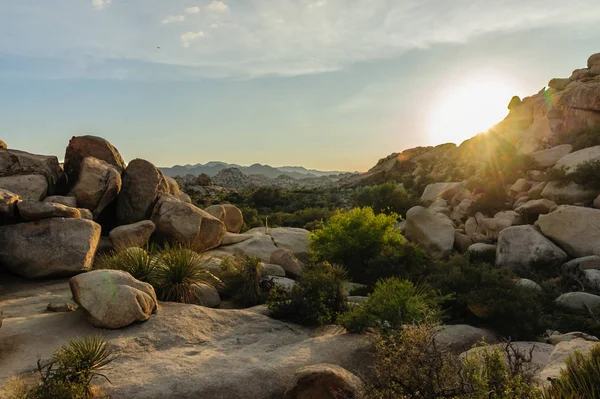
[69, 157, 122, 218]
[538, 206, 600, 257]
[495, 225, 567, 270]
[205, 204, 244, 234]
[270, 248, 304, 278]
[109, 220, 156, 249]
[64, 135, 126, 187]
[405, 206, 454, 258]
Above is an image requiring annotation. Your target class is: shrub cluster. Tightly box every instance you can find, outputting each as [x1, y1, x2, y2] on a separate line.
[218, 255, 269, 307]
[351, 182, 419, 218]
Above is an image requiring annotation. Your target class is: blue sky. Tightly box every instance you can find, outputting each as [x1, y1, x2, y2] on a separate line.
[1, 1, 600, 171]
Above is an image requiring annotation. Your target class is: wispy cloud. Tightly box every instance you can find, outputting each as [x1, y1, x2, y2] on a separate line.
[181, 31, 205, 48]
[186, 6, 201, 14]
[92, 0, 111, 10]
[2, 0, 600, 79]
[161, 15, 185, 25]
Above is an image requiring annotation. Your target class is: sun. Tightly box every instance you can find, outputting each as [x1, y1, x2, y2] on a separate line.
[428, 76, 521, 146]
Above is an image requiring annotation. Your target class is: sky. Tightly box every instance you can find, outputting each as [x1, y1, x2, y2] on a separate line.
[1, 1, 600, 172]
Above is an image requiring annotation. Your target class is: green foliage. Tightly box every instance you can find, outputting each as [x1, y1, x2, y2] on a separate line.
[26, 336, 116, 399]
[426, 254, 546, 340]
[570, 128, 600, 151]
[268, 262, 348, 326]
[309, 207, 405, 282]
[366, 323, 542, 399]
[218, 255, 267, 307]
[352, 182, 419, 218]
[95, 246, 157, 284]
[339, 278, 443, 333]
[546, 160, 600, 191]
[153, 245, 221, 304]
[471, 180, 509, 216]
[545, 344, 600, 399]
[364, 241, 429, 284]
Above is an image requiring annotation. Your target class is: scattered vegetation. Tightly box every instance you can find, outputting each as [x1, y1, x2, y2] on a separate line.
[268, 262, 348, 326]
[95, 246, 157, 283]
[351, 182, 419, 218]
[218, 255, 269, 307]
[545, 344, 600, 398]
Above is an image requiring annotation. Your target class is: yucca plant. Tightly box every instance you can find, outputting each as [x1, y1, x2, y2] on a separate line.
[545, 344, 600, 399]
[153, 245, 222, 304]
[95, 245, 158, 284]
[219, 255, 265, 307]
[28, 335, 116, 399]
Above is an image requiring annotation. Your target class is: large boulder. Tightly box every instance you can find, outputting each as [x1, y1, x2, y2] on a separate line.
[0, 218, 101, 278]
[43, 195, 77, 207]
[17, 200, 82, 221]
[554, 145, 600, 173]
[434, 324, 498, 352]
[0, 174, 48, 201]
[70, 270, 158, 329]
[515, 199, 557, 217]
[151, 195, 225, 251]
[69, 157, 122, 218]
[496, 225, 567, 270]
[589, 53, 600, 75]
[538, 206, 600, 257]
[109, 220, 156, 250]
[269, 248, 303, 278]
[405, 206, 454, 258]
[206, 234, 279, 263]
[532, 144, 573, 168]
[555, 292, 600, 313]
[561, 82, 600, 112]
[247, 227, 310, 257]
[562, 256, 600, 273]
[537, 339, 598, 384]
[64, 135, 126, 188]
[420, 182, 464, 205]
[194, 283, 221, 308]
[0, 189, 20, 224]
[283, 364, 364, 399]
[540, 181, 596, 204]
[117, 159, 170, 225]
[0, 149, 65, 195]
[205, 204, 244, 234]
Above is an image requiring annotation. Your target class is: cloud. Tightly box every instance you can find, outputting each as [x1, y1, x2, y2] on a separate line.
[207, 1, 229, 12]
[161, 15, 185, 24]
[186, 6, 201, 14]
[180, 31, 205, 47]
[92, 0, 111, 10]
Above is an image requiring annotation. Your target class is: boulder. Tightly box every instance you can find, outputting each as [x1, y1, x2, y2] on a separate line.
[405, 206, 454, 258]
[468, 243, 496, 261]
[561, 82, 600, 111]
[151, 195, 225, 251]
[548, 78, 570, 91]
[494, 210, 524, 226]
[583, 269, 600, 290]
[284, 364, 364, 399]
[0, 189, 20, 224]
[177, 192, 192, 204]
[454, 232, 472, 253]
[257, 227, 310, 257]
[205, 204, 244, 234]
[221, 232, 255, 245]
[269, 276, 297, 292]
[589, 53, 600, 75]
[481, 218, 512, 240]
[554, 145, 600, 173]
[562, 256, 600, 273]
[0, 140, 6, 149]
[17, 200, 82, 221]
[509, 178, 531, 195]
[262, 263, 286, 277]
[555, 292, 600, 313]
[79, 208, 94, 220]
[269, 248, 303, 278]
[64, 135, 126, 187]
[594, 194, 600, 209]
[0, 149, 65, 194]
[537, 338, 598, 385]
[206, 234, 279, 263]
[517, 278, 542, 291]
[532, 144, 573, 168]
[496, 225, 567, 270]
[0, 174, 48, 201]
[70, 270, 158, 329]
[420, 182, 464, 205]
[165, 176, 180, 196]
[43, 195, 77, 207]
[194, 283, 221, 308]
[515, 199, 557, 216]
[117, 159, 170, 225]
[546, 332, 599, 345]
[538, 206, 600, 257]
[541, 181, 596, 204]
[434, 324, 498, 352]
[69, 157, 122, 218]
[0, 218, 101, 278]
[527, 181, 547, 198]
[47, 301, 78, 313]
[109, 220, 156, 250]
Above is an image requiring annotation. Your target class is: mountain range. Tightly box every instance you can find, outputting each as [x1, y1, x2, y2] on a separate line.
[159, 162, 351, 179]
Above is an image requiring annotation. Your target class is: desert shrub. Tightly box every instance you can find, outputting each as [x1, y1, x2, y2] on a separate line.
[471, 180, 509, 215]
[545, 344, 600, 398]
[25, 336, 116, 399]
[567, 160, 600, 191]
[218, 255, 267, 307]
[352, 182, 419, 218]
[571, 128, 600, 151]
[339, 278, 443, 333]
[426, 254, 546, 340]
[95, 246, 158, 284]
[367, 323, 543, 399]
[364, 241, 429, 284]
[153, 245, 221, 304]
[268, 262, 348, 326]
[309, 207, 406, 282]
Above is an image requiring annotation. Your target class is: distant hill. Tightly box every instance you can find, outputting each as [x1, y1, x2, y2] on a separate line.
[160, 161, 348, 179]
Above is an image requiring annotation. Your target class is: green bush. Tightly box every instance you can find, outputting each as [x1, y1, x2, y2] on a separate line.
[426, 254, 546, 340]
[352, 182, 419, 218]
[339, 278, 443, 333]
[95, 246, 157, 284]
[218, 255, 267, 307]
[364, 241, 429, 284]
[545, 344, 600, 398]
[309, 207, 405, 282]
[571, 128, 600, 151]
[268, 262, 348, 326]
[26, 336, 116, 399]
[153, 245, 221, 304]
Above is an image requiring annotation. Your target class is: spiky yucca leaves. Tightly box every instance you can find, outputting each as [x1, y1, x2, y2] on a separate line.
[219, 255, 265, 307]
[28, 336, 116, 399]
[95, 245, 158, 284]
[153, 245, 222, 304]
[545, 344, 600, 399]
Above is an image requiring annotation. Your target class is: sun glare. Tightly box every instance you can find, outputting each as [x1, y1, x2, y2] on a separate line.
[428, 76, 521, 146]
